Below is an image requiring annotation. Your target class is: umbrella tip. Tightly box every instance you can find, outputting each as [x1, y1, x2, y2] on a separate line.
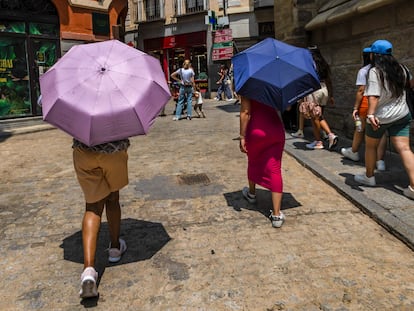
[100, 67, 106, 72]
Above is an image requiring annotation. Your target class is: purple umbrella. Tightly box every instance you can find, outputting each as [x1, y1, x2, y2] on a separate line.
[40, 40, 170, 146]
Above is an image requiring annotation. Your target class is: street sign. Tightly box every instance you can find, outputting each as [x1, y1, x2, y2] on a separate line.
[213, 29, 233, 60]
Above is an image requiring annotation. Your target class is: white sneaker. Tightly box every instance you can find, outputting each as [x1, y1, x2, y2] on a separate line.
[269, 211, 285, 228]
[328, 133, 338, 150]
[108, 238, 127, 263]
[306, 140, 324, 149]
[172, 117, 179, 121]
[291, 130, 304, 138]
[403, 186, 414, 200]
[354, 174, 376, 186]
[376, 160, 386, 171]
[341, 147, 360, 161]
[242, 187, 257, 204]
[79, 267, 98, 298]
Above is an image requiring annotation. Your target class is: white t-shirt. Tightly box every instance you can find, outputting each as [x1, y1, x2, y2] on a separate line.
[175, 68, 195, 86]
[195, 91, 203, 105]
[355, 64, 371, 86]
[364, 67, 408, 124]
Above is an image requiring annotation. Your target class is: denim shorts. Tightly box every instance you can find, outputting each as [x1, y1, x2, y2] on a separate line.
[365, 113, 411, 139]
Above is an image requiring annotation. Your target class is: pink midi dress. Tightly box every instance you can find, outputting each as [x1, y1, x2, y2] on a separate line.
[245, 100, 285, 193]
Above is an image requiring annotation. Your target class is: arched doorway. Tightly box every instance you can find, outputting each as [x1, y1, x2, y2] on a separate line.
[0, 0, 60, 119]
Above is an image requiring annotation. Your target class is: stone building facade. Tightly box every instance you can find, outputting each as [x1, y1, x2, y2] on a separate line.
[275, 0, 414, 138]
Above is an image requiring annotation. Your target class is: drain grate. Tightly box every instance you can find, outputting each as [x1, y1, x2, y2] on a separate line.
[177, 173, 211, 186]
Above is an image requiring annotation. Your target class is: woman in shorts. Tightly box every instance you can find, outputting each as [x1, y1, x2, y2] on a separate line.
[354, 39, 414, 200]
[73, 138, 129, 298]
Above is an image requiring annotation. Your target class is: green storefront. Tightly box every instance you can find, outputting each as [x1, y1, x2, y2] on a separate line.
[0, 1, 60, 119]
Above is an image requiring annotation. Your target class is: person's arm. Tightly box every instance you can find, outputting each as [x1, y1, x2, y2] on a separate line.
[191, 70, 196, 87]
[353, 85, 365, 119]
[367, 96, 380, 130]
[239, 96, 251, 153]
[325, 77, 334, 105]
[366, 68, 381, 130]
[171, 70, 180, 83]
[217, 70, 224, 84]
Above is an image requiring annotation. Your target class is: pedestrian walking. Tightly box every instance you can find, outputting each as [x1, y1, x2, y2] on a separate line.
[74, 138, 129, 298]
[353, 39, 414, 200]
[193, 86, 206, 118]
[229, 63, 240, 104]
[215, 64, 233, 101]
[341, 49, 387, 170]
[300, 46, 338, 150]
[171, 59, 195, 120]
[239, 95, 286, 228]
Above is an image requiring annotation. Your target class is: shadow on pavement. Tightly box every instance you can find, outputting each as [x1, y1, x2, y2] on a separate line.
[62, 218, 171, 306]
[223, 189, 302, 218]
[0, 129, 12, 142]
[60, 218, 171, 265]
[216, 103, 240, 113]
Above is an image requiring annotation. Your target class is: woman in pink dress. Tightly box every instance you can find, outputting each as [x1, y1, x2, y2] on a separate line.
[239, 96, 286, 228]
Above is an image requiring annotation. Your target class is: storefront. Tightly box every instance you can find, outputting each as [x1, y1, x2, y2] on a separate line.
[0, 1, 60, 119]
[143, 31, 208, 94]
[0, 0, 128, 120]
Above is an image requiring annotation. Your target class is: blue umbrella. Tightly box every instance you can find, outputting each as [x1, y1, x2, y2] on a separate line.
[232, 38, 321, 111]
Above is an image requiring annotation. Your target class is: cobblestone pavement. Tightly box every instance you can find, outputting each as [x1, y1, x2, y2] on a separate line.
[1, 99, 414, 310]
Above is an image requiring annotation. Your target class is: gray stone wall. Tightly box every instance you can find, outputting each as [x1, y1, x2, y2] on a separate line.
[312, 1, 414, 138]
[276, 0, 414, 138]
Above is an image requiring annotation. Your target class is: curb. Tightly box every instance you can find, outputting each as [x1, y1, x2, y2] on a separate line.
[284, 139, 414, 251]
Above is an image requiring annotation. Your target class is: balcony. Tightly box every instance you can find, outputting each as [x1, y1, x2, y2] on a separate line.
[174, 0, 209, 16]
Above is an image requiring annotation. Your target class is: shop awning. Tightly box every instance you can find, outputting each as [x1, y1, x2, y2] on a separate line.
[305, 0, 398, 31]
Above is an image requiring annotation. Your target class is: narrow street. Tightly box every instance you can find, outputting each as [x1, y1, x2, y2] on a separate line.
[1, 100, 414, 310]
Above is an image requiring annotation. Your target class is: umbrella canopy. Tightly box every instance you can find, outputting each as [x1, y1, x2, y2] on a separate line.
[232, 38, 321, 111]
[40, 40, 170, 146]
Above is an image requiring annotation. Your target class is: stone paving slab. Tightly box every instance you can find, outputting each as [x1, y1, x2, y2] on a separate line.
[1, 99, 414, 310]
[284, 128, 414, 251]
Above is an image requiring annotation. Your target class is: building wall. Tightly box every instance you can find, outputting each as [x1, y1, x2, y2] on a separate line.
[53, 0, 128, 52]
[275, 0, 414, 137]
[310, 1, 414, 137]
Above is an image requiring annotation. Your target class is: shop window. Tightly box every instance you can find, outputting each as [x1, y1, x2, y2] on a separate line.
[29, 22, 58, 37]
[0, 38, 31, 117]
[0, 21, 25, 33]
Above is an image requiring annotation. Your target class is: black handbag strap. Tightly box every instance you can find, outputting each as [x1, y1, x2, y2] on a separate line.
[402, 64, 411, 88]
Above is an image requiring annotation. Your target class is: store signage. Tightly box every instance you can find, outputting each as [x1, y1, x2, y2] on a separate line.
[212, 29, 233, 61]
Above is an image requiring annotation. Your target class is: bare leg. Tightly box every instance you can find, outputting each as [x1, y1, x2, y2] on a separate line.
[311, 118, 322, 141]
[105, 191, 121, 249]
[82, 199, 105, 269]
[271, 192, 283, 216]
[319, 119, 333, 135]
[392, 136, 414, 187]
[351, 118, 366, 153]
[298, 112, 304, 131]
[365, 135, 380, 177]
[377, 134, 387, 161]
[248, 180, 256, 195]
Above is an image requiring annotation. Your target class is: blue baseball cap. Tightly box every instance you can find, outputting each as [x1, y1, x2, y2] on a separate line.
[363, 40, 393, 55]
